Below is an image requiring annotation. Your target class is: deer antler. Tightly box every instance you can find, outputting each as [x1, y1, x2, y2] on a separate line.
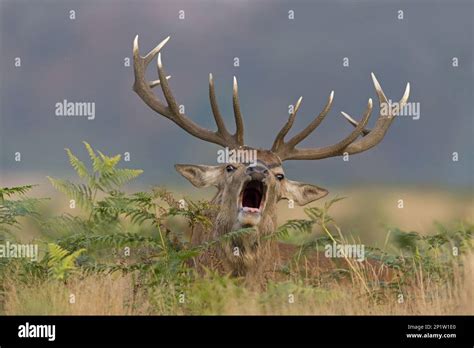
[272, 73, 410, 161]
[133, 35, 244, 149]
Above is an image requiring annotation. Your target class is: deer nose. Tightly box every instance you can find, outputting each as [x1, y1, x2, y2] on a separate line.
[246, 165, 269, 181]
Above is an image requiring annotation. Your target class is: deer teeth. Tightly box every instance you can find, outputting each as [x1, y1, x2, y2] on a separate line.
[242, 207, 260, 213]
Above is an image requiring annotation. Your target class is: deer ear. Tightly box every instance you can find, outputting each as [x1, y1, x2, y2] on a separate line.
[281, 180, 328, 206]
[175, 164, 222, 188]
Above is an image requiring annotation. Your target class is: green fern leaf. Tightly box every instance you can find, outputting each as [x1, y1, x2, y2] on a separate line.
[83, 142, 103, 173]
[47, 243, 86, 281]
[65, 148, 90, 180]
[47, 177, 93, 211]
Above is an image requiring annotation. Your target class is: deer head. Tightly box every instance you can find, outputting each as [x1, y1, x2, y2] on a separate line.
[132, 36, 410, 275]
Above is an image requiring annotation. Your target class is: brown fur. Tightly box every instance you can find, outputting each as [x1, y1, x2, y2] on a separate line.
[175, 148, 395, 286]
[179, 148, 327, 282]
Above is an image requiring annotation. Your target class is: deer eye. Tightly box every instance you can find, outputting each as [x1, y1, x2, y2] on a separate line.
[226, 165, 236, 173]
[275, 173, 285, 181]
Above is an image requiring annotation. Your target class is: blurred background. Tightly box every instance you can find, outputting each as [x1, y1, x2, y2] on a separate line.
[1, 0, 473, 243]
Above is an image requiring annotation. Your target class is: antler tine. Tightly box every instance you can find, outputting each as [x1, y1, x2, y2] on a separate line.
[142, 36, 170, 66]
[157, 53, 181, 116]
[133, 35, 171, 117]
[273, 73, 409, 161]
[341, 73, 410, 155]
[279, 99, 373, 160]
[271, 91, 332, 154]
[133, 35, 243, 149]
[286, 91, 334, 148]
[271, 96, 303, 152]
[340, 72, 410, 138]
[209, 73, 228, 134]
[233, 76, 245, 145]
[149, 75, 171, 89]
[341, 111, 371, 136]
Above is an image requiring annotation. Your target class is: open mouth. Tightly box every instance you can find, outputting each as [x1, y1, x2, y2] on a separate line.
[239, 180, 266, 214]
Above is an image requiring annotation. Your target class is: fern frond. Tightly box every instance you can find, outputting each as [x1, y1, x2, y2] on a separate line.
[268, 219, 315, 241]
[48, 243, 70, 262]
[41, 214, 85, 238]
[65, 148, 90, 180]
[47, 243, 86, 281]
[113, 168, 143, 186]
[98, 168, 143, 190]
[47, 177, 93, 211]
[0, 185, 36, 202]
[98, 151, 121, 169]
[83, 141, 102, 173]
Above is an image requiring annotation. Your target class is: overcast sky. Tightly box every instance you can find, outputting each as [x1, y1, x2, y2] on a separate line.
[1, 0, 472, 190]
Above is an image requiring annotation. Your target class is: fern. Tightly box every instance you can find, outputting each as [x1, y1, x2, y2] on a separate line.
[48, 143, 143, 215]
[47, 178, 93, 211]
[58, 231, 164, 250]
[39, 144, 222, 284]
[270, 219, 315, 240]
[83, 141, 103, 173]
[47, 243, 86, 281]
[168, 199, 215, 230]
[65, 148, 90, 180]
[0, 185, 44, 234]
[0, 185, 35, 201]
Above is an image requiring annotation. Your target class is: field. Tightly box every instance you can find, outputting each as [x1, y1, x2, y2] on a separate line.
[1, 144, 473, 315]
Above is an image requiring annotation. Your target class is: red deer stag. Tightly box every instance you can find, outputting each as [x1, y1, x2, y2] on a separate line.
[132, 35, 410, 280]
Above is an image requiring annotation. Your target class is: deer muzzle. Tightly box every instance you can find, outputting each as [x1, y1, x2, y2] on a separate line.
[237, 174, 268, 226]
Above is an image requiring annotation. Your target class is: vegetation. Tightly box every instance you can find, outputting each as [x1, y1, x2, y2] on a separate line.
[0, 143, 472, 315]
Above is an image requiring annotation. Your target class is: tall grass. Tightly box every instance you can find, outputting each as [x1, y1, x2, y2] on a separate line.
[0, 143, 472, 315]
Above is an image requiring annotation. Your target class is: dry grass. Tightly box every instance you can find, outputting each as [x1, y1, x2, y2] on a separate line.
[1, 177, 472, 315]
[3, 274, 150, 315]
[3, 252, 472, 315]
